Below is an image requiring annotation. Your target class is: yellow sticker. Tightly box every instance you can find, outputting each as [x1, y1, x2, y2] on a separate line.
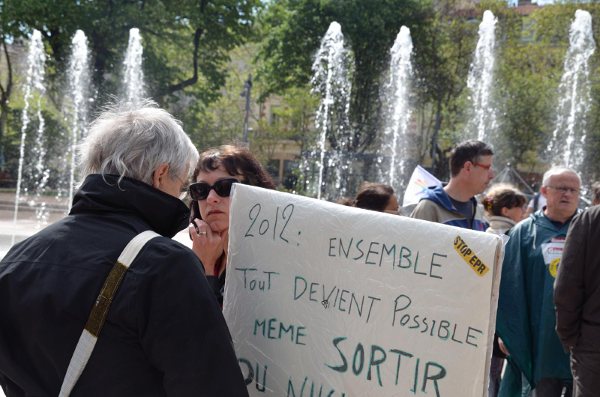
[453, 235, 489, 277]
[549, 258, 560, 278]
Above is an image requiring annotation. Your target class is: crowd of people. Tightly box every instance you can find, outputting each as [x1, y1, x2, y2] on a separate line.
[0, 103, 597, 396]
[339, 140, 595, 397]
[406, 142, 594, 397]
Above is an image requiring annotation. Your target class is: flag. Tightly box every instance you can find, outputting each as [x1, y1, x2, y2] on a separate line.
[402, 165, 442, 207]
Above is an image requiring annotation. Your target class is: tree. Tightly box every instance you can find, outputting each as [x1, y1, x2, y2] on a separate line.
[493, 13, 562, 172]
[187, 41, 319, 189]
[0, 39, 14, 170]
[256, 0, 430, 155]
[251, 86, 318, 164]
[495, 3, 600, 188]
[0, 0, 260, 173]
[0, 0, 23, 170]
[7, 0, 258, 103]
[411, 8, 477, 177]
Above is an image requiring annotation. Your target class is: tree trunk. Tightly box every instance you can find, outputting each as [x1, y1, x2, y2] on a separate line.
[160, 0, 208, 97]
[0, 39, 14, 171]
[430, 95, 443, 176]
[160, 27, 204, 96]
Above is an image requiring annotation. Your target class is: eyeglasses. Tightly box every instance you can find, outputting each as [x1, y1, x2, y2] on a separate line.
[189, 178, 240, 201]
[547, 186, 580, 195]
[473, 162, 493, 170]
[173, 175, 190, 200]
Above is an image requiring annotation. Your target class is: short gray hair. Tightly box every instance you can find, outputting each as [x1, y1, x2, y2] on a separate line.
[80, 101, 199, 185]
[541, 166, 581, 187]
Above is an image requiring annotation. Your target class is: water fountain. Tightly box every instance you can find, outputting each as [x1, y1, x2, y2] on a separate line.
[3, 28, 149, 258]
[302, 21, 353, 200]
[123, 28, 146, 105]
[10, 28, 142, 228]
[61, 29, 92, 208]
[548, 10, 595, 175]
[466, 10, 498, 143]
[13, 29, 47, 227]
[378, 26, 414, 194]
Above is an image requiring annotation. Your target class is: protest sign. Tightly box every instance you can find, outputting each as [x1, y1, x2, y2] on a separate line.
[223, 184, 504, 397]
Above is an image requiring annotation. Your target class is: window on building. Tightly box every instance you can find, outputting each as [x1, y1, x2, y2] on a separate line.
[270, 105, 280, 125]
[267, 159, 280, 185]
[282, 160, 299, 190]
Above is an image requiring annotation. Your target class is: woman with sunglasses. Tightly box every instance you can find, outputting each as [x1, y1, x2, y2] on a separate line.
[188, 145, 275, 305]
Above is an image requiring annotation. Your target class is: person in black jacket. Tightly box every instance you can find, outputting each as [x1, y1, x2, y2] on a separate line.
[0, 103, 249, 396]
[188, 145, 275, 306]
[555, 205, 600, 396]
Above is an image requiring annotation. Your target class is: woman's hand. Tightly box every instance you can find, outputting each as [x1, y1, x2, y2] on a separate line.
[189, 219, 224, 276]
[498, 337, 510, 356]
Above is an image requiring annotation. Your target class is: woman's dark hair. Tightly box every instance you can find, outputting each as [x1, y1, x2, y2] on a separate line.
[482, 183, 527, 216]
[336, 197, 354, 206]
[353, 182, 395, 212]
[193, 145, 275, 189]
[190, 145, 275, 221]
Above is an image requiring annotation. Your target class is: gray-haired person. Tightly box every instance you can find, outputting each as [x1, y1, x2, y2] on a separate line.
[497, 167, 580, 396]
[0, 103, 249, 396]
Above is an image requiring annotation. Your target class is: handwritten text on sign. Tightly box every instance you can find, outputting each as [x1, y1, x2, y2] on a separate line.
[223, 184, 503, 397]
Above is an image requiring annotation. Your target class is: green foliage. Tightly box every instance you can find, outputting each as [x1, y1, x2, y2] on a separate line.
[0, 0, 260, 173]
[493, 23, 562, 171]
[2, 0, 259, 106]
[4, 0, 600, 194]
[256, 0, 330, 97]
[184, 42, 318, 173]
[495, 3, 600, 185]
[411, 8, 477, 176]
[256, 0, 431, 154]
[255, 0, 600, 186]
[251, 86, 319, 162]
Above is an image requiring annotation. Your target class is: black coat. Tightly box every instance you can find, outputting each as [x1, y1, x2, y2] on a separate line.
[0, 174, 248, 397]
[555, 204, 600, 352]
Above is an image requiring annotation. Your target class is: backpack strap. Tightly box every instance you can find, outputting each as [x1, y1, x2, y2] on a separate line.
[58, 230, 160, 397]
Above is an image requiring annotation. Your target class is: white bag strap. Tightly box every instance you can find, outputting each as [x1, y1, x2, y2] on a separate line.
[58, 230, 160, 397]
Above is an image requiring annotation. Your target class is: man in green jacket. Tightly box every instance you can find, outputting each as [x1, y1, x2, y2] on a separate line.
[496, 167, 580, 397]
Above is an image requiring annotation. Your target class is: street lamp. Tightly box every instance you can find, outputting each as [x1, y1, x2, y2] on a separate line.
[241, 74, 252, 143]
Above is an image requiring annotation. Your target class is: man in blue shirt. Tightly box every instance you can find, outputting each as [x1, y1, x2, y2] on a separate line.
[411, 140, 494, 231]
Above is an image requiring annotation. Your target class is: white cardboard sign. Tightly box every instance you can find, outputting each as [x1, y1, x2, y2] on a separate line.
[223, 185, 504, 397]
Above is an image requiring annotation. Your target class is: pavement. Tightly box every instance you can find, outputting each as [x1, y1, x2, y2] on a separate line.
[0, 190, 194, 260]
[0, 191, 69, 259]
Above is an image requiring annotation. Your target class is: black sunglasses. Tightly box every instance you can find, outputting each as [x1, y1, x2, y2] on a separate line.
[189, 178, 240, 201]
